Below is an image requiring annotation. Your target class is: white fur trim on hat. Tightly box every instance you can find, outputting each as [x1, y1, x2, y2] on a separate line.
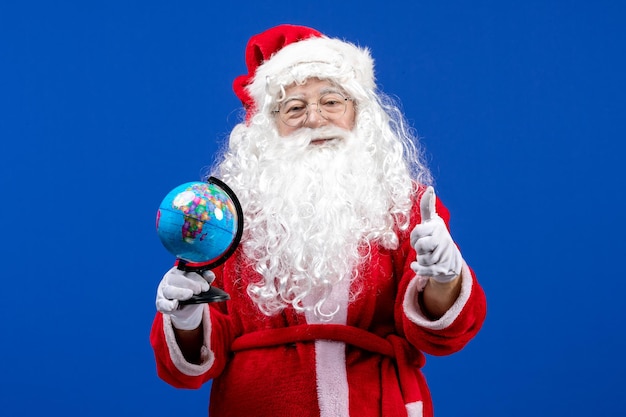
[246, 36, 375, 111]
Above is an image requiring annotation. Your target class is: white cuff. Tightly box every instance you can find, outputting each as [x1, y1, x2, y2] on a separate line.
[163, 306, 215, 376]
[403, 261, 473, 330]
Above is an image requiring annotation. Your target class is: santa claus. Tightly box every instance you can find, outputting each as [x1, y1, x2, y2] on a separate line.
[151, 24, 486, 417]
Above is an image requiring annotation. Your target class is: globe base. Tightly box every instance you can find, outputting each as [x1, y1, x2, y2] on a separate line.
[179, 286, 230, 305]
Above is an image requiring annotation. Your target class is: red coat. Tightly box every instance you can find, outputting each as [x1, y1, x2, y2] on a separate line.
[150, 194, 487, 417]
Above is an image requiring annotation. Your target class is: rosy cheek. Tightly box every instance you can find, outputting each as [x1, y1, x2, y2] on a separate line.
[343, 107, 356, 130]
[343, 115, 356, 131]
[277, 123, 294, 137]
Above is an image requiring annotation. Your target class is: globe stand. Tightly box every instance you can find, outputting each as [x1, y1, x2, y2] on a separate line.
[177, 260, 231, 305]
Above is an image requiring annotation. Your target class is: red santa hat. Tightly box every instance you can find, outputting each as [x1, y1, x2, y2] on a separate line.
[233, 24, 375, 122]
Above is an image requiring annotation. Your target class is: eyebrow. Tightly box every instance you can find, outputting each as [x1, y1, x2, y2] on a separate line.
[283, 87, 345, 102]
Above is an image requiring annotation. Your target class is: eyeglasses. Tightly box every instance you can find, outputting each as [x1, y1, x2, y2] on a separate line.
[273, 92, 352, 127]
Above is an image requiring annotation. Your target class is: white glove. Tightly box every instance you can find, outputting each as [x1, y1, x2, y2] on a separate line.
[410, 186, 463, 283]
[155, 266, 214, 330]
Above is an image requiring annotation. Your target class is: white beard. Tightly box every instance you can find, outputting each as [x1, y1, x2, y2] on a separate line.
[218, 121, 415, 320]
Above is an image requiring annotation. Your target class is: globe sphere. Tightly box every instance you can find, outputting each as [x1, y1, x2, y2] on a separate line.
[156, 180, 242, 266]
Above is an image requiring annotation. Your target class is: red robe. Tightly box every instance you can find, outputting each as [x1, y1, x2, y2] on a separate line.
[150, 193, 487, 417]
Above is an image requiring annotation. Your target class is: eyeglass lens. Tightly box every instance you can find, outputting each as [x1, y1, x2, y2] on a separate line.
[279, 93, 348, 127]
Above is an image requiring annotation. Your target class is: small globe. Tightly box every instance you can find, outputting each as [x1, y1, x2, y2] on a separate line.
[156, 180, 242, 267]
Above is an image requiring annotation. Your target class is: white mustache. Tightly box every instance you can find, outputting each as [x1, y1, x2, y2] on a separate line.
[286, 126, 351, 145]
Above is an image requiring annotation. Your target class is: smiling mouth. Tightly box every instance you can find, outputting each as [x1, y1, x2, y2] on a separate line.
[310, 137, 338, 145]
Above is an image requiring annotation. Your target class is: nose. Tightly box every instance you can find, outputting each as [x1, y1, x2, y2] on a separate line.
[303, 103, 327, 127]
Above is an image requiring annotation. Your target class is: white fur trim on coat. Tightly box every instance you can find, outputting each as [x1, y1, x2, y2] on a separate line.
[406, 400, 424, 417]
[304, 265, 351, 417]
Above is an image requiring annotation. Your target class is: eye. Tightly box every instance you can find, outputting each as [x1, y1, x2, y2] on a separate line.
[320, 94, 346, 111]
[282, 100, 307, 115]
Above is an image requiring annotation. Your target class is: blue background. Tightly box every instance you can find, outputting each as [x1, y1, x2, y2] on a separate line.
[1, 1, 625, 416]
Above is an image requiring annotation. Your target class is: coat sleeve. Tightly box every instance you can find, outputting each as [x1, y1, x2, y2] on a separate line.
[394, 187, 487, 356]
[149, 264, 236, 389]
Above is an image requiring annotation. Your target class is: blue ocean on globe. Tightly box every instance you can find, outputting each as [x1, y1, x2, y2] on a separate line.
[156, 181, 239, 264]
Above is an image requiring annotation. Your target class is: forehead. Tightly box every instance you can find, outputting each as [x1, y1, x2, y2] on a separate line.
[282, 78, 343, 98]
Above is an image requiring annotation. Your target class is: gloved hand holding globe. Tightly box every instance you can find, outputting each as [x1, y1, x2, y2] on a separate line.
[156, 177, 243, 304]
